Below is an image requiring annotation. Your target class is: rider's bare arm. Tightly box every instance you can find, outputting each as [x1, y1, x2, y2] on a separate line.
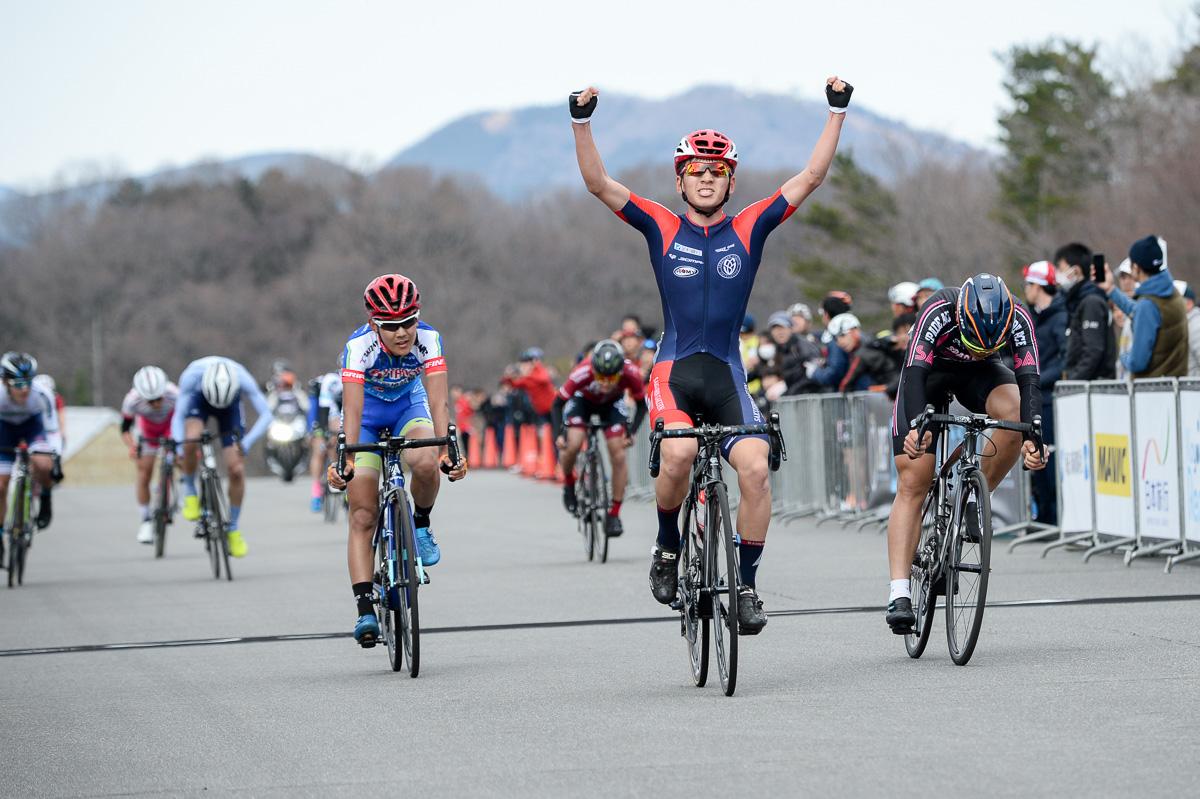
[781, 77, 849, 207]
[571, 87, 632, 212]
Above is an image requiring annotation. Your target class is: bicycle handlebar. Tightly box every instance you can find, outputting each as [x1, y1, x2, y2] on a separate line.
[647, 412, 786, 478]
[135, 436, 180, 459]
[336, 423, 463, 482]
[911, 404, 1044, 465]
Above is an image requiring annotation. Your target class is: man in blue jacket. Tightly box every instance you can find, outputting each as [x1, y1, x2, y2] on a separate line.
[1022, 260, 1067, 524]
[1098, 236, 1188, 378]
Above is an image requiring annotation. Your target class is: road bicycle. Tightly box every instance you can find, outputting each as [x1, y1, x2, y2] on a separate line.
[138, 437, 178, 558]
[904, 405, 1042, 665]
[180, 430, 234, 581]
[337, 424, 460, 676]
[574, 415, 612, 563]
[2, 444, 38, 588]
[648, 412, 785, 697]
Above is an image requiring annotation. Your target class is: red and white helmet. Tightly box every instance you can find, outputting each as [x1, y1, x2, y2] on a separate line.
[364, 274, 420, 320]
[674, 129, 738, 173]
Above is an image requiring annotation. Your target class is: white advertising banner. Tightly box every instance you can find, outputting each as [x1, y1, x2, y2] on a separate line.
[1090, 390, 1136, 538]
[1180, 385, 1200, 545]
[1131, 386, 1180, 543]
[1055, 390, 1092, 534]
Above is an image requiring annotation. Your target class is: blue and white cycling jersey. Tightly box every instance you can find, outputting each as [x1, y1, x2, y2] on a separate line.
[170, 356, 273, 450]
[339, 322, 446, 402]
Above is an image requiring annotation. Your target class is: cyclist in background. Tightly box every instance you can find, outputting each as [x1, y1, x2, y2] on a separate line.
[307, 370, 344, 513]
[0, 352, 63, 531]
[120, 366, 180, 544]
[31, 373, 65, 519]
[570, 76, 852, 633]
[326, 274, 467, 648]
[552, 339, 647, 537]
[884, 274, 1047, 634]
[171, 357, 274, 559]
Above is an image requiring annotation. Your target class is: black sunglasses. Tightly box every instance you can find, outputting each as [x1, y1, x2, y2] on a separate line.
[375, 316, 418, 332]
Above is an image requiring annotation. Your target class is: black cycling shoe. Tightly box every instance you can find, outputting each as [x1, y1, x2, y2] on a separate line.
[36, 491, 52, 530]
[736, 587, 768, 635]
[649, 545, 679, 604]
[886, 597, 916, 635]
[604, 515, 624, 537]
[963, 499, 982, 543]
[563, 484, 577, 516]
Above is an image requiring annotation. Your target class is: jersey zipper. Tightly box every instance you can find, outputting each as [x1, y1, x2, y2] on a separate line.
[700, 225, 710, 353]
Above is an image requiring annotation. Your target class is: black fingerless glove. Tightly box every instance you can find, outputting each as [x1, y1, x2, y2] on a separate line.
[826, 81, 853, 113]
[569, 90, 597, 123]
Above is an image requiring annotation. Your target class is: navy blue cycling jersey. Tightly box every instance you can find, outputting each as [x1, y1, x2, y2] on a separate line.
[616, 190, 796, 368]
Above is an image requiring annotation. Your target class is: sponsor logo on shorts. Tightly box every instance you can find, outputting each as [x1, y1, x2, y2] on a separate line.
[673, 242, 702, 256]
[673, 266, 700, 278]
[717, 254, 742, 278]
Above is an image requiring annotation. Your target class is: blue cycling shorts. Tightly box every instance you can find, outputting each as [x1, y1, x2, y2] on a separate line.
[355, 389, 434, 472]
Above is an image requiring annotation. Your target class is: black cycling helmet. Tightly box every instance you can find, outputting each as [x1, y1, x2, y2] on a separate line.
[1, 351, 38, 382]
[590, 340, 625, 377]
[957, 273, 1014, 355]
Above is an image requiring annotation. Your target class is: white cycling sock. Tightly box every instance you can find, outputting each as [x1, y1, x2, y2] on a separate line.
[889, 579, 911, 603]
[138, 504, 150, 522]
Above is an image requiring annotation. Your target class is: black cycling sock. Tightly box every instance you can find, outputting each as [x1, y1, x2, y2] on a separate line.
[738, 539, 765, 589]
[413, 504, 433, 529]
[352, 582, 375, 617]
[656, 504, 682, 551]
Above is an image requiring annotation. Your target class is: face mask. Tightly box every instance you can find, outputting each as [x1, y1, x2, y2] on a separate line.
[758, 343, 777, 360]
[1058, 267, 1080, 291]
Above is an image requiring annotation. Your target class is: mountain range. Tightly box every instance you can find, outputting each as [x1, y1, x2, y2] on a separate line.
[0, 85, 977, 221]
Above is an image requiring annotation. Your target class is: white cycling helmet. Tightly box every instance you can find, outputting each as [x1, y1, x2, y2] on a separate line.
[201, 361, 240, 409]
[133, 365, 168, 401]
[888, 281, 920, 307]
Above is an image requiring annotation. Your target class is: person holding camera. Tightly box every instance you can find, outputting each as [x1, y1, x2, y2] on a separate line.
[1096, 236, 1188, 379]
[1054, 242, 1116, 381]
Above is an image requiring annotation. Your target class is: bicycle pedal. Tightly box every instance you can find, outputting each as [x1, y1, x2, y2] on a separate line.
[669, 599, 683, 611]
[421, 572, 431, 585]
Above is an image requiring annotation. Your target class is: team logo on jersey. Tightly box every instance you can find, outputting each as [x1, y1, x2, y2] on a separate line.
[673, 243, 702, 257]
[673, 266, 699, 278]
[717, 254, 742, 278]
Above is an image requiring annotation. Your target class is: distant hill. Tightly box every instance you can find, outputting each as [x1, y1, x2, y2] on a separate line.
[386, 85, 978, 200]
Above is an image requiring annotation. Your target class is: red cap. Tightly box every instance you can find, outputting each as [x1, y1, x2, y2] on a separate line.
[1022, 260, 1056, 287]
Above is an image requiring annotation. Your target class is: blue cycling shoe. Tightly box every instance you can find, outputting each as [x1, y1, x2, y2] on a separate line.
[415, 527, 440, 566]
[310, 496, 323, 513]
[354, 614, 380, 648]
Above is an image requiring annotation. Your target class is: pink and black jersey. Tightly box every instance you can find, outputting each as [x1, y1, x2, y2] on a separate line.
[616, 190, 797, 371]
[557, 359, 645, 405]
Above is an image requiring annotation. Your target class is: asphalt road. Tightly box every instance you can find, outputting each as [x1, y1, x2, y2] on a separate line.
[3, 471, 1199, 798]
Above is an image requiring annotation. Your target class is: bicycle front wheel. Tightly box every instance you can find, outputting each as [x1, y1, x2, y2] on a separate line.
[153, 464, 172, 558]
[680, 491, 709, 687]
[395, 493, 421, 677]
[374, 521, 400, 670]
[593, 449, 610, 564]
[905, 483, 941, 658]
[709, 483, 739, 696]
[578, 457, 595, 561]
[8, 474, 29, 588]
[946, 468, 992, 665]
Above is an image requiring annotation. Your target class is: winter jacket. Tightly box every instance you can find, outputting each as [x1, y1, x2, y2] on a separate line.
[1062, 280, 1116, 381]
[1109, 268, 1188, 378]
[1031, 293, 1068, 394]
[1187, 307, 1200, 378]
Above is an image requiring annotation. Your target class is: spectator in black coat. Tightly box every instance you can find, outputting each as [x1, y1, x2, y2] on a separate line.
[1054, 242, 1116, 380]
[1023, 260, 1068, 525]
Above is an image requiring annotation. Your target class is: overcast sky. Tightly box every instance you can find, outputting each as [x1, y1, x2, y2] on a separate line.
[1, 0, 1195, 190]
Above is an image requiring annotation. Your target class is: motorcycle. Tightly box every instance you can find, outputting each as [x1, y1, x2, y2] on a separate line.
[264, 391, 310, 482]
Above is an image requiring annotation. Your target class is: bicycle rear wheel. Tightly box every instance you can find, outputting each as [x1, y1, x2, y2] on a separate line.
[396, 493, 421, 677]
[680, 490, 709, 687]
[709, 483, 739, 696]
[946, 468, 991, 665]
[593, 449, 610, 564]
[905, 483, 941, 658]
[375, 522, 400, 668]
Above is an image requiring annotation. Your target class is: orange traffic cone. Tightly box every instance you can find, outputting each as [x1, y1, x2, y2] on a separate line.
[536, 424, 558, 481]
[520, 425, 539, 477]
[468, 430, 482, 469]
[502, 425, 517, 469]
[482, 427, 499, 469]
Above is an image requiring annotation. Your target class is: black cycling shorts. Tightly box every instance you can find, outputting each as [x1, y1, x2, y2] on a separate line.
[647, 352, 766, 459]
[891, 360, 1016, 457]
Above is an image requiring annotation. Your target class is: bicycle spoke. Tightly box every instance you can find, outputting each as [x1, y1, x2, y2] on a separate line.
[946, 469, 992, 665]
[681, 494, 709, 687]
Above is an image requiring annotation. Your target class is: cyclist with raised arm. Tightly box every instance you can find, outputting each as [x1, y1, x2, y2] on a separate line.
[306, 369, 344, 512]
[0, 352, 63, 533]
[326, 274, 467, 648]
[884, 274, 1048, 634]
[552, 339, 647, 537]
[570, 76, 851, 633]
[120, 366, 180, 544]
[171, 357, 274, 559]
